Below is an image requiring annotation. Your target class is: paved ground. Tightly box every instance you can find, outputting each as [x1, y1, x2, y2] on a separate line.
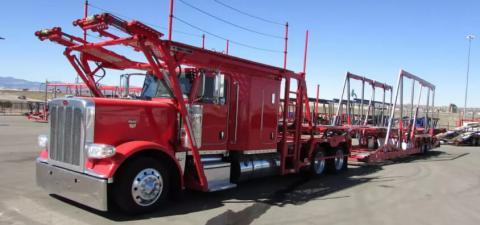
[1, 116, 480, 225]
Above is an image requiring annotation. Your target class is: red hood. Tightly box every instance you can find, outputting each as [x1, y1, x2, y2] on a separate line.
[89, 97, 178, 148]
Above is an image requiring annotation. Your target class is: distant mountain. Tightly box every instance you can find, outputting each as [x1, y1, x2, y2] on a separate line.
[0, 76, 45, 90]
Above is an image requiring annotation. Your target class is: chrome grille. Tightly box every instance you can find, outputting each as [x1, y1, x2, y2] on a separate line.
[48, 98, 94, 170]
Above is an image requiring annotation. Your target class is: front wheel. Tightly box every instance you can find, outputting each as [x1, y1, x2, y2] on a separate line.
[112, 157, 170, 215]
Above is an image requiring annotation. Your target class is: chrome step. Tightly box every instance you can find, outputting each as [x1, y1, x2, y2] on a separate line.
[201, 156, 236, 192]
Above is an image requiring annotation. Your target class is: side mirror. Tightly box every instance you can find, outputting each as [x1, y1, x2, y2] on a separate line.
[119, 74, 130, 98]
[213, 73, 225, 105]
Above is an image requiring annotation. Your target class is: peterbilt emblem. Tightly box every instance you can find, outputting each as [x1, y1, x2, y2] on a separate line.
[62, 100, 69, 106]
[128, 120, 137, 128]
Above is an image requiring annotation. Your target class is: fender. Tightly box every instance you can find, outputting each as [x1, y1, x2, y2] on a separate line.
[85, 141, 184, 186]
[328, 135, 349, 149]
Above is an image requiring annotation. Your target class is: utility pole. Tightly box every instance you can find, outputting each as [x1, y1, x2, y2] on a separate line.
[464, 34, 475, 122]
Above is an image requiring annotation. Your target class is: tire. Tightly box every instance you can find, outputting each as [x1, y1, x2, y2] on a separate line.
[327, 147, 348, 173]
[310, 148, 327, 176]
[112, 157, 170, 215]
[472, 138, 478, 146]
[422, 144, 429, 155]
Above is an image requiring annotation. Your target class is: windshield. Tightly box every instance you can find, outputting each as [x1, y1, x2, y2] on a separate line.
[140, 72, 195, 99]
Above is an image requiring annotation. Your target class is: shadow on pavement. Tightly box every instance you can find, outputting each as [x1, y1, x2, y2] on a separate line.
[391, 150, 469, 163]
[51, 150, 452, 224]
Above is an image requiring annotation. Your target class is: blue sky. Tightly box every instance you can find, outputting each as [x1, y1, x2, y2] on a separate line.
[0, 0, 479, 107]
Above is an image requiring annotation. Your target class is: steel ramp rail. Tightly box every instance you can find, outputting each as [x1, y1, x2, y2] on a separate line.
[359, 69, 437, 163]
[333, 72, 393, 126]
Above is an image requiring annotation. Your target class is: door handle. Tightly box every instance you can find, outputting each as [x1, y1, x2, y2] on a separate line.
[219, 131, 225, 140]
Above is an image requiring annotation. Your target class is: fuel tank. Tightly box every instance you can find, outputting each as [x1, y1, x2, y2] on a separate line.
[230, 152, 280, 182]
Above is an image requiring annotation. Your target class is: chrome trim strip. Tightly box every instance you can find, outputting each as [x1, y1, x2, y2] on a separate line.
[175, 152, 187, 174]
[36, 157, 48, 163]
[260, 90, 264, 132]
[234, 82, 239, 143]
[84, 168, 109, 179]
[47, 98, 95, 173]
[242, 149, 278, 154]
[188, 149, 278, 155]
[84, 99, 95, 164]
[188, 150, 228, 155]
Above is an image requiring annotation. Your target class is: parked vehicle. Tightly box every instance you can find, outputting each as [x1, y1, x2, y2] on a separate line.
[453, 132, 480, 146]
[436, 122, 480, 145]
[34, 13, 439, 215]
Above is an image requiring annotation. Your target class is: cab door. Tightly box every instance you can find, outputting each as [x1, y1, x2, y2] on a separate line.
[197, 73, 229, 150]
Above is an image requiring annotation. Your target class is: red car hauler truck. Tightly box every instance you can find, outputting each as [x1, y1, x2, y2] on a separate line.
[34, 13, 439, 215]
[34, 13, 351, 214]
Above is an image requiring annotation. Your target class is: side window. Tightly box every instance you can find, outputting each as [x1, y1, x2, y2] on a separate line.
[178, 72, 194, 98]
[140, 74, 159, 99]
[196, 73, 227, 104]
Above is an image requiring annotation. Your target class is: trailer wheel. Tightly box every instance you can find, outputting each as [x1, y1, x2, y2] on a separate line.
[425, 143, 432, 154]
[112, 157, 170, 215]
[327, 148, 348, 173]
[310, 148, 326, 176]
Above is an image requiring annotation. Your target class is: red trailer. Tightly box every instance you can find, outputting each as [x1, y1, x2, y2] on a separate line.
[345, 70, 440, 162]
[329, 72, 394, 161]
[26, 83, 89, 122]
[26, 81, 142, 122]
[35, 13, 351, 214]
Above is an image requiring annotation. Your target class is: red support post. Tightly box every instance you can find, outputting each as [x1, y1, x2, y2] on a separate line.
[226, 40, 229, 55]
[302, 30, 309, 73]
[83, 0, 88, 41]
[168, 0, 174, 41]
[283, 22, 288, 69]
[315, 84, 319, 124]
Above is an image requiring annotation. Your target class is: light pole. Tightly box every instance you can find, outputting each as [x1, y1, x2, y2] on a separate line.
[464, 34, 475, 121]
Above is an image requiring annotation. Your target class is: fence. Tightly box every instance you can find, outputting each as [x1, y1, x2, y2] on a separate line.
[0, 101, 43, 115]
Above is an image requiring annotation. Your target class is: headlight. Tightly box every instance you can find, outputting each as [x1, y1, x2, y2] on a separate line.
[38, 134, 48, 148]
[86, 144, 116, 159]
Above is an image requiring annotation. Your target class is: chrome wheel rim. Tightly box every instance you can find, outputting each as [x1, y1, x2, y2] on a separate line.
[334, 150, 344, 171]
[313, 152, 326, 174]
[131, 168, 163, 206]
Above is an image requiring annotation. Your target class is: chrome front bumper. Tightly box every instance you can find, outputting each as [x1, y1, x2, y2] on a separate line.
[36, 160, 108, 211]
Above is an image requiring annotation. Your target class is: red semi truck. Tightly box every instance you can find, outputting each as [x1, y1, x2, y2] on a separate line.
[35, 13, 351, 214]
[34, 13, 438, 215]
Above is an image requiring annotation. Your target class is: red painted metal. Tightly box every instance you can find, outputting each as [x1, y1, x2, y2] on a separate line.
[315, 84, 319, 123]
[283, 22, 288, 69]
[226, 39, 229, 55]
[351, 70, 439, 162]
[302, 30, 309, 74]
[168, 0, 174, 41]
[36, 13, 359, 195]
[26, 80, 142, 123]
[83, 0, 88, 41]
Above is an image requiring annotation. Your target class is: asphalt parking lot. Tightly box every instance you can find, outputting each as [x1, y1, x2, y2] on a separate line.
[1, 116, 480, 225]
